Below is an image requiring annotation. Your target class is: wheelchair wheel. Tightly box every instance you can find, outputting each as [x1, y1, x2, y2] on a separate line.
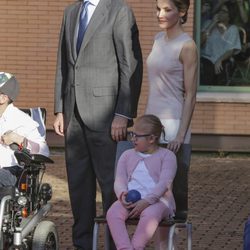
[32, 221, 58, 250]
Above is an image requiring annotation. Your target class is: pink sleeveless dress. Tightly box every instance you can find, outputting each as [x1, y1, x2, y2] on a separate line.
[145, 32, 192, 143]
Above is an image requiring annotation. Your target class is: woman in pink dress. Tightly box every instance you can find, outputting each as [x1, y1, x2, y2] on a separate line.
[145, 0, 198, 154]
[145, 0, 198, 248]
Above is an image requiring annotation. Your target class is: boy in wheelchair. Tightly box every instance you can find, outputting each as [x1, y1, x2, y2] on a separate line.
[0, 72, 58, 249]
[0, 72, 49, 187]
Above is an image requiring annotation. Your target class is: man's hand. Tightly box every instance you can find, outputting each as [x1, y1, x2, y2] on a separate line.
[1, 131, 24, 146]
[53, 113, 64, 136]
[111, 115, 128, 142]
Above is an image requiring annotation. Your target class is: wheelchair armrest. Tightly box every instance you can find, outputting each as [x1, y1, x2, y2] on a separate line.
[32, 154, 54, 164]
[14, 150, 54, 166]
[173, 210, 188, 222]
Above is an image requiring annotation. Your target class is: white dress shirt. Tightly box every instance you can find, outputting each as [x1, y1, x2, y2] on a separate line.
[0, 104, 49, 168]
[76, 0, 100, 35]
[85, 0, 100, 23]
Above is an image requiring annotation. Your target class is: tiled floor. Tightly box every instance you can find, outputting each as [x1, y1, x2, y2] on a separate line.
[43, 150, 250, 250]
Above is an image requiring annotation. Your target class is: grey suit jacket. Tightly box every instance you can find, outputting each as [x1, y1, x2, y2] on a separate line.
[54, 0, 143, 131]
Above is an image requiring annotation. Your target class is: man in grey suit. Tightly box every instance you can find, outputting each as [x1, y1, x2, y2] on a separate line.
[53, 0, 142, 249]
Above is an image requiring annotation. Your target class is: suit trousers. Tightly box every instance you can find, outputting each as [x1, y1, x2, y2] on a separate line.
[65, 105, 117, 250]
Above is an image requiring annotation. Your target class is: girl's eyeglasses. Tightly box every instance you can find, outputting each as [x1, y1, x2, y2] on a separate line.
[127, 131, 152, 140]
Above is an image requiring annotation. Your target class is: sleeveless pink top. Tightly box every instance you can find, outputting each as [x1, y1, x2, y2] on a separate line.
[145, 32, 192, 120]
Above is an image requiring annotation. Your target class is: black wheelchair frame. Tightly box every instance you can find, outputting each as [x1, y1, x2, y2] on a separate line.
[0, 108, 58, 250]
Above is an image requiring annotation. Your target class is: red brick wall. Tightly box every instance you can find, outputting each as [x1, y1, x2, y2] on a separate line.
[0, 0, 72, 129]
[192, 102, 250, 135]
[1, 0, 250, 135]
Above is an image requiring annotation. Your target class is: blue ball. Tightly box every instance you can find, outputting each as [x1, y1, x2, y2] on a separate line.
[125, 189, 141, 203]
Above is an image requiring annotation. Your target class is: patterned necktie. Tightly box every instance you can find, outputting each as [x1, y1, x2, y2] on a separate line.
[76, 0, 91, 54]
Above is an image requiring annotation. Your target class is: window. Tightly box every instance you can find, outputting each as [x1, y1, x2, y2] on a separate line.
[195, 0, 250, 92]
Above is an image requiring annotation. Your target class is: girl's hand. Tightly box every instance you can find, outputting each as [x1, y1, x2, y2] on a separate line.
[128, 199, 150, 218]
[120, 192, 133, 209]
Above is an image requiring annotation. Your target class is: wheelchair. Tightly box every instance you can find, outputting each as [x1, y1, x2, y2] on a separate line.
[0, 148, 58, 250]
[0, 108, 59, 250]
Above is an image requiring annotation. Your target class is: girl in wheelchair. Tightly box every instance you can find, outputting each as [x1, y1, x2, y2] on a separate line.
[107, 114, 177, 250]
